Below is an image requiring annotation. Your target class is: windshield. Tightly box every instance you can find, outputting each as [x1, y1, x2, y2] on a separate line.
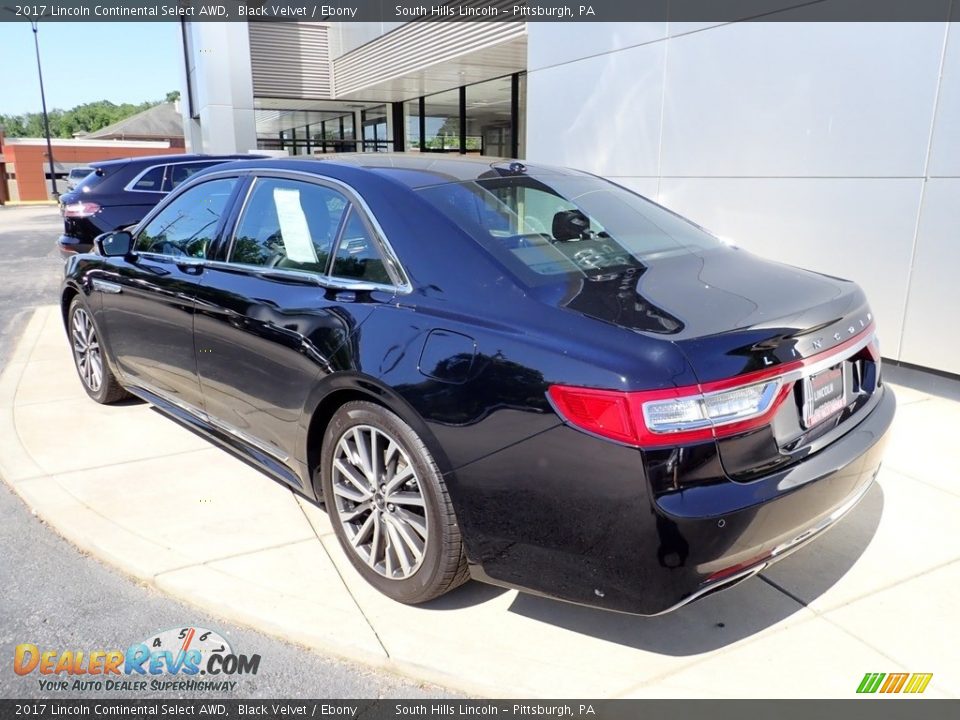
[69, 168, 93, 180]
[417, 175, 723, 285]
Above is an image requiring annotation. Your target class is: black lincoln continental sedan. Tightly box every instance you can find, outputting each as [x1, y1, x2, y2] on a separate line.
[61, 154, 894, 615]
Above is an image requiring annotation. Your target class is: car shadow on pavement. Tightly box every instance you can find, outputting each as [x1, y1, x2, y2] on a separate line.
[114, 397, 147, 407]
[499, 482, 884, 655]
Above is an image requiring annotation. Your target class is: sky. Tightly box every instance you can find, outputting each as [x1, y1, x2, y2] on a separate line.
[0, 22, 181, 116]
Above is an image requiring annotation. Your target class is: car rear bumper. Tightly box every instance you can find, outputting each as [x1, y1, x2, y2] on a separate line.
[458, 385, 895, 615]
[58, 234, 92, 258]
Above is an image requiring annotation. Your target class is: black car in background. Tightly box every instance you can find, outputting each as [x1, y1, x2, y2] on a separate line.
[60, 155, 894, 615]
[57, 153, 259, 257]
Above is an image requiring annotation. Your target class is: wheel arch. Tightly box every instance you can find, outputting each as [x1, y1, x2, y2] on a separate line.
[302, 373, 454, 498]
[60, 281, 83, 328]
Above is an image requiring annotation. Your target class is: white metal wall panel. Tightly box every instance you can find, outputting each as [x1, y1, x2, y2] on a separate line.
[526, 20, 959, 375]
[333, 22, 526, 98]
[249, 23, 332, 99]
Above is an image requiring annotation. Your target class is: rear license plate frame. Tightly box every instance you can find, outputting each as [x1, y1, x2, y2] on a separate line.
[802, 364, 846, 428]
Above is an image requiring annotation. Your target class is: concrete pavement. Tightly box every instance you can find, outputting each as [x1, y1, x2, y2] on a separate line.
[0, 205, 64, 366]
[2, 305, 959, 698]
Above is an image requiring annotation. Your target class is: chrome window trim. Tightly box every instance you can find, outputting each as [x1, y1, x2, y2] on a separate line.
[123, 159, 223, 194]
[222, 170, 412, 295]
[225, 175, 259, 262]
[201, 258, 401, 294]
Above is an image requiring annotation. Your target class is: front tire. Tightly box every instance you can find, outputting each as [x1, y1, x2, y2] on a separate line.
[68, 296, 129, 405]
[320, 401, 469, 604]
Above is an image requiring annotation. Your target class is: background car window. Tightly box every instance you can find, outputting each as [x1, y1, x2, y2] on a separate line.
[229, 178, 348, 274]
[131, 165, 165, 192]
[330, 208, 391, 285]
[163, 162, 218, 192]
[135, 177, 237, 258]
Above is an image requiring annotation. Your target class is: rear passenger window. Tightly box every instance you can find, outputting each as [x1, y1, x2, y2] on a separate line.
[131, 165, 165, 191]
[330, 209, 391, 285]
[229, 178, 348, 274]
[164, 162, 217, 191]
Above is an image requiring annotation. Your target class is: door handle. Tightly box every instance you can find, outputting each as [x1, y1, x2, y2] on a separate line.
[176, 259, 205, 275]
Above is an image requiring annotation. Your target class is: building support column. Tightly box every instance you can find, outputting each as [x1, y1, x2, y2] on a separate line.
[178, 22, 258, 154]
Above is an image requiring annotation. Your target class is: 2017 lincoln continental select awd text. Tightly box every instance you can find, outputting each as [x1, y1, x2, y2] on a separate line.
[61, 154, 895, 615]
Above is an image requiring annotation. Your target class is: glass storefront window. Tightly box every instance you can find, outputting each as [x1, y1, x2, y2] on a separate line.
[361, 106, 390, 152]
[465, 76, 512, 156]
[517, 73, 526, 159]
[423, 89, 461, 152]
[255, 73, 525, 158]
[404, 99, 421, 152]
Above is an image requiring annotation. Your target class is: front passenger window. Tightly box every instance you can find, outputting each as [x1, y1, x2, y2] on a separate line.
[135, 177, 237, 258]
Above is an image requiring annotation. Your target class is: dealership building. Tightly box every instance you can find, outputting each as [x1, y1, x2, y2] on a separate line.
[178, 20, 959, 377]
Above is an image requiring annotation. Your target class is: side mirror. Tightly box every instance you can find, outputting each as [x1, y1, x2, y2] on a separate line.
[552, 209, 591, 241]
[95, 231, 133, 258]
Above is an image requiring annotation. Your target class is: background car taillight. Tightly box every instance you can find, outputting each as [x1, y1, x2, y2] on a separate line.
[62, 201, 100, 218]
[549, 374, 794, 448]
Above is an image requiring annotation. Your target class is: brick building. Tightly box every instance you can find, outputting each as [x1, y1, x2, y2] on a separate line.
[1, 102, 184, 203]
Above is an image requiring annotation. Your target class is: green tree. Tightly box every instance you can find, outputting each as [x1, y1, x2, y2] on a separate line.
[0, 93, 178, 138]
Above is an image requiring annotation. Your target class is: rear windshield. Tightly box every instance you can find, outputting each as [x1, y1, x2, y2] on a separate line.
[416, 175, 723, 285]
[75, 167, 107, 193]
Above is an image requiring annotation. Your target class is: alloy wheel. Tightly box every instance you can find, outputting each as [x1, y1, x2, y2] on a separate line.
[331, 425, 428, 580]
[71, 307, 103, 393]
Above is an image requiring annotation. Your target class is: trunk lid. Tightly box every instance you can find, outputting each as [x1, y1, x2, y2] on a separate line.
[557, 246, 881, 480]
[560, 246, 873, 377]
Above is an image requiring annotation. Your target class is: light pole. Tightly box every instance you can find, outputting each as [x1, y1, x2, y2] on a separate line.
[30, 21, 59, 199]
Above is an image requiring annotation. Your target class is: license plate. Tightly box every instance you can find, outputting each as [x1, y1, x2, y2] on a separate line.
[802, 365, 845, 428]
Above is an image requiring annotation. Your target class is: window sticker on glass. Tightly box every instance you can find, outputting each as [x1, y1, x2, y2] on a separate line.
[273, 187, 319, 264]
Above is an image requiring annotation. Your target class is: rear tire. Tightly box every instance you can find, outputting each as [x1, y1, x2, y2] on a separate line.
[320, 400, 469, 604]
[68, 296, 129, 405]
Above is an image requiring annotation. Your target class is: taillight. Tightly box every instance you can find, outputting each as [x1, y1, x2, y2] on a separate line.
[62, 201, 100, 218]
[546, 386, 637, 445]
[549, 378, 792, 448]
[549, 325, 878, 448]
[641, 379, 786, 437]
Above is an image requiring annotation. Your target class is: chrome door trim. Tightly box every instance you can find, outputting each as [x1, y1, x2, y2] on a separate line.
[127, 378, 291, 464]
